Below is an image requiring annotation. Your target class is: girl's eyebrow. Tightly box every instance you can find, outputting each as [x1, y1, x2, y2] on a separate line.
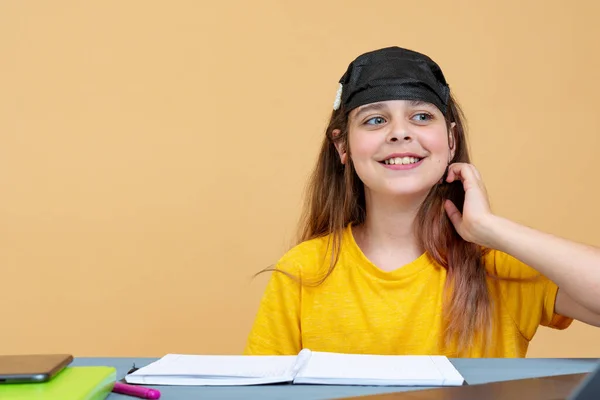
[354, 101, 436, 121]
[408, 100, 435, 109]
[354, 103, 389, 120]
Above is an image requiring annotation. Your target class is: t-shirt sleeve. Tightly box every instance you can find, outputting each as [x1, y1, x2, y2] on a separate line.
[243, 258, 302, 355]
[488, 250, 573, 341]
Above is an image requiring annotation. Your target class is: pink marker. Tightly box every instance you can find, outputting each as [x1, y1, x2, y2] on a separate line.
[112, 382, 161, 399]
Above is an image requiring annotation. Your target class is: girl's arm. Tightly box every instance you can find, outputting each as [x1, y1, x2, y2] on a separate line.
[483, 215, 600, 325]
[444, 163, 600, 326]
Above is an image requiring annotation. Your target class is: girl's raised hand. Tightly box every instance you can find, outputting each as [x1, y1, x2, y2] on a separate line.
[444, 163, 495, 247]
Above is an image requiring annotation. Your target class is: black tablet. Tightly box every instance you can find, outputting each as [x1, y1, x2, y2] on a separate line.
[0, 354, 73, 383]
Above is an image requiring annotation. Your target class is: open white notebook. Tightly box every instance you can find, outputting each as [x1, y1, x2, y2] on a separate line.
[125, 349, 465, 386]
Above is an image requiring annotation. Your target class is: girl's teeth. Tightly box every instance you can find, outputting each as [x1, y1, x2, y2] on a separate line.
[384, 157, 420, 165]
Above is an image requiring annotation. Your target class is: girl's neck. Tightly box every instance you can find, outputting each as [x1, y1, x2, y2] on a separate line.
[353, 191, 426, 271]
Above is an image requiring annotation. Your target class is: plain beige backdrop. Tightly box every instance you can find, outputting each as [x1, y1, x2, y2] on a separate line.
[1, 1, 599, 357]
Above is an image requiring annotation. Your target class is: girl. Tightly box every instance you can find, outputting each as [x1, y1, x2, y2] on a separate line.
[244, 47, 600, 357]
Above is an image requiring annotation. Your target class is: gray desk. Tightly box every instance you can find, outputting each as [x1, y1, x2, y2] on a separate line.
[72, 357, 599, 400]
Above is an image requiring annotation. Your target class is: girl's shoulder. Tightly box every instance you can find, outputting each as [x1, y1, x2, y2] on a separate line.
[274, 233, 335, 279]
[483, 248, 543, 280]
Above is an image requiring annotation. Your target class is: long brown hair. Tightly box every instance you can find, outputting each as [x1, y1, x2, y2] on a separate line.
[295, 93, 492, 353]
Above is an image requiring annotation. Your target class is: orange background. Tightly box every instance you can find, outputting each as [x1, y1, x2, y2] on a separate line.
[1, 1, 599, 357]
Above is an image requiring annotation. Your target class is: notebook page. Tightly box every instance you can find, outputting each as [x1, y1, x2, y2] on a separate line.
[429, 356, 465, 385]
[294, 352, 464, 386]
[127, 353, 298, 381]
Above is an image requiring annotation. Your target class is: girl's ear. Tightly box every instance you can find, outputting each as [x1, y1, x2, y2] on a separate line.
[448, 122, 457, 161]
[332, 129, 347, 164]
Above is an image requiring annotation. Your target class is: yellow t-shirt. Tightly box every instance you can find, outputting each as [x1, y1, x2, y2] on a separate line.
[244, 224, 573, 357]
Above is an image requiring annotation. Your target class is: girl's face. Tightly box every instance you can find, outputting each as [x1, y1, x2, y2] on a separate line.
[338, 100, 455, 200]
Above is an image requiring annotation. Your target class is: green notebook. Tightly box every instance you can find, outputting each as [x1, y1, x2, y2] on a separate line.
[0, 366, 116, 400]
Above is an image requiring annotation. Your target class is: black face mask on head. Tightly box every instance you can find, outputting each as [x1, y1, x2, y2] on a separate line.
[334, 47, 451, 116]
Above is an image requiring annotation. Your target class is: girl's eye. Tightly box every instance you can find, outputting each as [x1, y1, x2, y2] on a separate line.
[365, 116, 386, 125]
[412, 113, 433, 122]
